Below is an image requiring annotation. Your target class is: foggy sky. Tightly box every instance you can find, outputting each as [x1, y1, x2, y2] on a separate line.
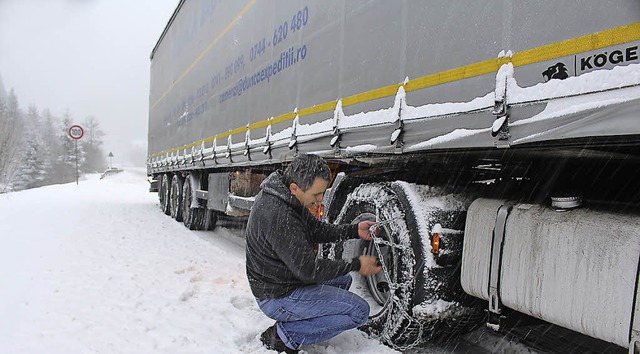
[0, 0, 178, 166]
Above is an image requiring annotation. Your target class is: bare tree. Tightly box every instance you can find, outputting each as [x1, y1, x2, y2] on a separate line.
[83, 115, 105, 147]
[81, 116, 107, 172]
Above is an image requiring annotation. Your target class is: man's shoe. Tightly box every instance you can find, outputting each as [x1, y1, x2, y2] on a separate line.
[260, 324, 299, 353]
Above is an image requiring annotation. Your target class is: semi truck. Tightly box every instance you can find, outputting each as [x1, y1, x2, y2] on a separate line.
[147, 0, 640, 351]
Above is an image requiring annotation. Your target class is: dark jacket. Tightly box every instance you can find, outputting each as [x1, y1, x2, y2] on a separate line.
[245, 171, 360, 300]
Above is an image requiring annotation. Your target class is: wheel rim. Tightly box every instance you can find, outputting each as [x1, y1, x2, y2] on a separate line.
[364, 233, 393, 306]
[351, 212, 395, 312]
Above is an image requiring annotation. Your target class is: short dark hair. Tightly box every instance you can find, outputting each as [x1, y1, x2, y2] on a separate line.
[282, 154, 331, 191]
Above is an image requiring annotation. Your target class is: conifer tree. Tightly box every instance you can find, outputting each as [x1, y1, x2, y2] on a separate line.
[10, 105, 48, 190]
[52, 114, 82, 184]
[10, 135, 46, 190]
[0, 89, 25, 191]
[40, 108, 61, 184]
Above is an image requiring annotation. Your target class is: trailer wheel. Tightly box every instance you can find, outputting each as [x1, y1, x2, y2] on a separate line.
[182, 175, 205, 230]
[332, 182, 483, 350]
[170, 174, 184, 221]
[203, 209, 218, 230]
[158, 175, 164, 209]
[333, 183, 423, 348]
[160, 174, 171, 215]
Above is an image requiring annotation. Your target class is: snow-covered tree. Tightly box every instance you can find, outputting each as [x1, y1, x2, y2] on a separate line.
[0, 76, 108, 190]
[50, 114, 83, 184]
[10, 105, 48, 190]
[10, 135, 47, 190]
[0, 73, 6, 100]
[40, 108, 60, 180]
[0, 89, 25, 192]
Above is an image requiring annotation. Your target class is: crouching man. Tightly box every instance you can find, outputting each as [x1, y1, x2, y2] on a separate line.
[245, 154, 383, 353]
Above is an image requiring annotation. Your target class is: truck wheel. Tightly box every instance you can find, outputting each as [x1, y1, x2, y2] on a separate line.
[170, 174, 184, 221]
[332, 182, 483, 349]
[158, 175, 165, 209]
[204, 209, 218, 230]
[334, 183, 423, 348]
[160, 174, 171, 215]
[181, 175, 205, 230]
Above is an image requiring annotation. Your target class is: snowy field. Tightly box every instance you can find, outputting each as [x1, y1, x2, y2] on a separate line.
[0, 169, 400, 354]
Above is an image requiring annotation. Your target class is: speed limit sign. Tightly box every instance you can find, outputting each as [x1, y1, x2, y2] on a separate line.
[68, 125, 84, 140]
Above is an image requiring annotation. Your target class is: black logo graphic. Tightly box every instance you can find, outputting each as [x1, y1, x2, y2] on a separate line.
[542, 62, 569, 81]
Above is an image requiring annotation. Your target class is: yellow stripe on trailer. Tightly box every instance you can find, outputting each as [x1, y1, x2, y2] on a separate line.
[150, 0, 257, 111]
[149, 22, 640, 160]
[512, 22, 640, 67]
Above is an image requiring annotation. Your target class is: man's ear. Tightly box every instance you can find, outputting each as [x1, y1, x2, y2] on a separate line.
[289, 182, 299, 195]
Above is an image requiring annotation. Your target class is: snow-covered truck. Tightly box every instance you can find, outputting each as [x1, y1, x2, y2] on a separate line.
[147, 0, 640, 351]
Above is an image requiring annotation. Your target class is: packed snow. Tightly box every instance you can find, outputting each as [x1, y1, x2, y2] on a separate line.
[0, 169, 399, 354]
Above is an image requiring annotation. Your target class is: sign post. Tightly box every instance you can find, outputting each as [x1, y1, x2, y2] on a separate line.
[68, 125, 84, 185]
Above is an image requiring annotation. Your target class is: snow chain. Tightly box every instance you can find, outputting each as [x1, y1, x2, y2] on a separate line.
[368, 214, 426, 351]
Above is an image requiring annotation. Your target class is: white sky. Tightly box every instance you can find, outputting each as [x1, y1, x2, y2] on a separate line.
[0, 0, 179, 166]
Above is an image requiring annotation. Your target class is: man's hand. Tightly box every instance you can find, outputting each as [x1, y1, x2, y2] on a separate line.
[357, 220, 378, 240]
[358, 255, 383, 276]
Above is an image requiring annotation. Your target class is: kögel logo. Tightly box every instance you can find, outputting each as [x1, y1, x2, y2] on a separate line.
[579, 45, 638, 71]
[540, 44, 639, 82]
[542, 63, 569, 82]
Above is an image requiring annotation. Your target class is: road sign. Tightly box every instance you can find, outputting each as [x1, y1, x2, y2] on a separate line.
[68, 125, 83, 185]
[68, 125, 84, 140]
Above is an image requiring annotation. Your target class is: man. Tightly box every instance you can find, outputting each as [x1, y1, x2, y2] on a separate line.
[245, 154, 383, 353]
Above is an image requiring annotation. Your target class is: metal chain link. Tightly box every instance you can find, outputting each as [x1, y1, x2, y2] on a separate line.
[368, 215, 426, 351]
[368, 216, 413, 291]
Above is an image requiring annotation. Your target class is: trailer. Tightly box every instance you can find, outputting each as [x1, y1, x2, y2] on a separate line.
[147, 0, 640, 351]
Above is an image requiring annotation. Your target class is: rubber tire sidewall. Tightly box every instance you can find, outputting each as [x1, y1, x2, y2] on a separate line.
[182, 175, 205, 230]
[333, 183, 425, 348]
[170, 174, 184, 222]
[160, 174, 171, 215]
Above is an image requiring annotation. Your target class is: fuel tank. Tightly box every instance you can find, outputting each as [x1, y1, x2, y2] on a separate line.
[461, 198, 640, 348]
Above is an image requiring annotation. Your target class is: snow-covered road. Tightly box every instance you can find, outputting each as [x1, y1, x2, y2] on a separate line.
[0, 170, 398, 354]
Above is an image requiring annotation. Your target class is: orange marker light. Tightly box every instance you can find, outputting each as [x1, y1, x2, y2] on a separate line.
[316, 203, 325, 220]
[431, 233, 440, 255]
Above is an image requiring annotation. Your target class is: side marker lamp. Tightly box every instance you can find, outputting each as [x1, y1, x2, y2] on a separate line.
[431, 223, 443, 255]
[313, 203, 325, 221]
[431, 232, 440, 255]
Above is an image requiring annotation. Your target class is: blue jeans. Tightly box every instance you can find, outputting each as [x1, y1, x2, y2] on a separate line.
[257, 274, 370, 350]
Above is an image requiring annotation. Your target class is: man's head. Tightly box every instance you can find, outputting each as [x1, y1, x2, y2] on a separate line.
[283, 154, 331, 208]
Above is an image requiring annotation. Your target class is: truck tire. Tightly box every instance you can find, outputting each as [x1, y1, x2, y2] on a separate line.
[181, 175, 205, 230]
[203, 209, 218, 230]
[160, 174, 171, 215]
[332, 182, 483, 349]
[170, 174, 184, 221]
[158, 174, 165, 209]
[333, 183, 424, 348]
